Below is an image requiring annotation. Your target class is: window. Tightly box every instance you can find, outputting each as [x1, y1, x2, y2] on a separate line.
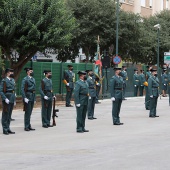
[161, 0, 163, 10]
[166, 0, 169, 9]
[141, 0, 145, 7]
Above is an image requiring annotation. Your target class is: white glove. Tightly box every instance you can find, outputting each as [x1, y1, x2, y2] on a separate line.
[24, 98, 29, 103]
[44, 96, 49, 100]
[111, 97, 115, 101]
[5, 98, 10, 104]
[76, 104, 81, 107]
[15, 93, 17, 97]
[134, 85, 137, 87]
[164, 84, 166, 86]
[53, 96, 56, 99]
[89, 96, 91, 100]
[96, 83, 100, 86]
[150, 95, 153, 98]
[34, 101, 36, 104]
[66, 83, 69, 86]
[14, 101, 16, 106]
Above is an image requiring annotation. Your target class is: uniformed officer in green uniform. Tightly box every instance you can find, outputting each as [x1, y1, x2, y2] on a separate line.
[87, 70, 97, 120]
[148, 68, 159, 118]
[63, 65, 75, 107]
[161, 68, 168, 97]
[167, 70, 170, 105]
[145, 66, 152, 110]
[40, 70, 55, 128]
[133, 69, 139, 96]
[139, 70, 145, 96]
[21, 68, 36, 131]
[95, 77, 101, 104]
[0, 68, 16, 135]
[121, 66, 128, 100]
[74, 71, 89, 133]
[110, 67, 124, 125]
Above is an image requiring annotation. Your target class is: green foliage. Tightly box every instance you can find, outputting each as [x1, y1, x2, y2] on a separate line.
[0, 0, 76, 79]
[0, 46, 4, 69]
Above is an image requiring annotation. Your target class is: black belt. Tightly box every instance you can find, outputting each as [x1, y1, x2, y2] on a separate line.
[6, 90, 14, 93]
[114, 88, 123, 90]
[80, 93, 88, 96]
[27, 90, 35, 93]
[89, 87, 95, 89]
[44, 90, 53, 93]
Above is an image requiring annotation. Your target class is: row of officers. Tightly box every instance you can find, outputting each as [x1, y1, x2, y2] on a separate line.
[0, 65, 163, 134]
[133, 66, 170, 98]
[0, 65, 102, 135]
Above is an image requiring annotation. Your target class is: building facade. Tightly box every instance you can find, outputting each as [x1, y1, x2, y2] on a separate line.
[121, 0, 170, 17]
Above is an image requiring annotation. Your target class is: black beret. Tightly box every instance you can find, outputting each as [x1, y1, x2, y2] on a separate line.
[85, 70, 92, 73]
[43, 70, 51, 74]
[77, 71, 86, 75]
[5, 68, 14, 73]
[67, 65, 73, 67]
[150, 69, 157, 72]
[134, 69, 138, 71]
[114, 67, 121, 70]
[24, 67, 33, 72]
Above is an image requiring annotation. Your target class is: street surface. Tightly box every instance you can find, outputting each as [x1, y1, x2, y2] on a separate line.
[0, 97, 170, 170]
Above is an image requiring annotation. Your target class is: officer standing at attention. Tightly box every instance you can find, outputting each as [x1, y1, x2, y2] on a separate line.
[161, 68, 168, 97]
[39, 70, 55, 128]
[95, 77, 101, 104]
[87, 70, 97, 120]
[110, 67, 124, 125]
[121, 66, 128, 100]
[145, 66, 152, 110]
[21, 68, 36, 131]
[74, 71, 89, 133]
[139, 70, 145, 96]
[133, 69, 139, 96]
[63, 65, 75, 107]
[148, 68, 159, 118]
[0, 68, 16, 135]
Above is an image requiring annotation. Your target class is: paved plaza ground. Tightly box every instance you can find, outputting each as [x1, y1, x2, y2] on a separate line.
[0, 96, 170, 170]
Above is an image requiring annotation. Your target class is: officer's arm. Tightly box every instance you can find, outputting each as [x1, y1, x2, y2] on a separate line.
[110, 78, 115, 97]
[74, 82, 80, 104]
[63, 71, 68, 85]
[21, 79, 26, 99]
[148, 78, 152, 96]
[39, 80, 46, 98]
[0, 80, 7, 100]
[133, 75, 135, 85]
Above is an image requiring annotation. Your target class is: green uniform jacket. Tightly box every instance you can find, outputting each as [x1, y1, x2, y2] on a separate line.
[161, 73, 168, 85]
[148, 75, 159, 97]
[110, 76, 124, 99]
[121, 70, 128, 82]
[21, 76, 36, 102]
[133, 74, 140, 86]
[0, 77, 16, 103]
[139, 73, 146, 86]
[87, 77, 96, 97]
[39, 78, 54, 101]
[74, 79, 88, 105]
[146, 71, 151, 81]
[63, 70, 74, 89]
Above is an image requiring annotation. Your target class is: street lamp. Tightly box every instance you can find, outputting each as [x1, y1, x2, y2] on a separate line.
[116, 0, 119, 60]
[154, 24, 161, 79]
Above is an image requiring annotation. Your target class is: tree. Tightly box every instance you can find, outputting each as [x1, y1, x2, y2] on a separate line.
[66, 0, 117, 61]
[0, 0, 76, 80]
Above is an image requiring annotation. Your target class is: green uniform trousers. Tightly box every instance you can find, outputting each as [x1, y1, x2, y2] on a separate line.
[41, 99, 52, 126]
[76, 105, 87, 131]
[24, 101, 34, 128]
[95, 86, 101, 103]
[134, 86, 139, 96]
[149, 97, 158, 117]
[139, 86, 144, 96]
[145, 87, 150, 109]
[123, 83, 126, 99]
[1, 102, 14, 133]
[112, 99, 122, 124]
[66, 88, 73, 106]
[88, 97, 96, 118]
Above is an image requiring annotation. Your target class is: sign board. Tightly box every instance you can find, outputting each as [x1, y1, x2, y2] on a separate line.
[164, 52, 170, 64]
[113, 56, 121, 65]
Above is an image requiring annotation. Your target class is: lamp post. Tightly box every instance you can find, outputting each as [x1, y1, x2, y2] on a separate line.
[116, 0, 119, 62]
[154, 24, 161, 79]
